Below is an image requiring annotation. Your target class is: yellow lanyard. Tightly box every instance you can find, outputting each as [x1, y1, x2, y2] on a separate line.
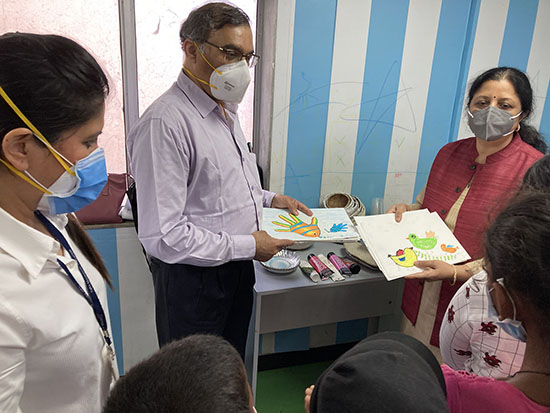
[0, 85, 75, 176]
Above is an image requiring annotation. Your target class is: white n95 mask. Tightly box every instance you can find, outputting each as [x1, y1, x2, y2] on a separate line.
[208, 60, 251, 104]
[183, 42, 251, 104]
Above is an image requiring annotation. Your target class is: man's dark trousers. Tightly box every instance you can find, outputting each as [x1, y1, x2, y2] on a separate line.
[149, 257, 255, 358]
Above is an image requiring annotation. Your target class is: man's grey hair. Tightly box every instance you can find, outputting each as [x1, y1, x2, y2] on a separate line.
[180, 2, 250, 44]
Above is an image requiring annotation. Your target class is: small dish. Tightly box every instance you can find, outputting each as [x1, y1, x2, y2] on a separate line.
[260, 249, 300, 274]
[287, 241, 313, 251]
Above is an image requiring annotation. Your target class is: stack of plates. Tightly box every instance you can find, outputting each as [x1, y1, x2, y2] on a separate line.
[322, 192, 365, 217]
[260, 249, 300, 274]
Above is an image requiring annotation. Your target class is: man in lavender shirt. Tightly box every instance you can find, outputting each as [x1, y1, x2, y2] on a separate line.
[127, 2, 311, 358]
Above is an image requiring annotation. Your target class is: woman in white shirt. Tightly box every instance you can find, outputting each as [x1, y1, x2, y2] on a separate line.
[0, 33, 116, 412]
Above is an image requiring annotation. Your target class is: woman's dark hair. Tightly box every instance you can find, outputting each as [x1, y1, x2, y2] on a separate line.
[0, 32, 111, 286]
[520, 154, 550, 191]
[179, 2, 250, 44]
[0, 32, 109, 143]
[103, 334, 251, 413]
[484, 191, 550, 332]
[66, 214, 112, 289]
[467, 67, 547, 154]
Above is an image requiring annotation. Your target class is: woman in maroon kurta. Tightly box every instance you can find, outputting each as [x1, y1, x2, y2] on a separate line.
[387, 67, 546, 356]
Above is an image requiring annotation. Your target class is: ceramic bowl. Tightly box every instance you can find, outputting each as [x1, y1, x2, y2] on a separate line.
[260, 249, 300, 274]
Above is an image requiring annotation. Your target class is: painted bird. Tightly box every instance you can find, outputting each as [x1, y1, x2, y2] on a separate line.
[441, 244, 458, 253]
[407, 231, 437, 250]
[388, 247, 417, 268]
[272, 213, 321, 237]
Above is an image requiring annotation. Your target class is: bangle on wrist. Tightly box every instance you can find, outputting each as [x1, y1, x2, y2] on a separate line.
[449, 265, 457, 286]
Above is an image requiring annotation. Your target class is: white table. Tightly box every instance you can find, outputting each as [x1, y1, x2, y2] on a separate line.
[244, 242, 404, 397]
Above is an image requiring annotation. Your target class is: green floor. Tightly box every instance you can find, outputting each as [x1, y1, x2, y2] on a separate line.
[255, 361, 333, 413]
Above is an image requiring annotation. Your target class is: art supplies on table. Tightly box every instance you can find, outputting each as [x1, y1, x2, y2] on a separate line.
[300, 253, 356, 283]
[339, 256, 360, 274]
[327, 252, 352, 276]
[317, 254, 345, 281]
[307, 253, 333, 280]
[299, 260, 321, 283]
[262, 208, 360, 242]
[354, 209, 470, 281]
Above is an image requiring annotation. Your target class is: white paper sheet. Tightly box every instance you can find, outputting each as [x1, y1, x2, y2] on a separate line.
[354, 209, 471, 281]
[262, 208, 360, 242]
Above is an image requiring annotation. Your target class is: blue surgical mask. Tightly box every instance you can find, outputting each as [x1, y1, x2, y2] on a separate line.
[34, 147, 108, 214]
[0, 84, 107, 214]
[486, 278, 527, 342]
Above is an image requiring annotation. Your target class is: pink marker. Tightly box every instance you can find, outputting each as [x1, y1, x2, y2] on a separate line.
[307, 253, 333, 280]
[327, 252, 352, 276]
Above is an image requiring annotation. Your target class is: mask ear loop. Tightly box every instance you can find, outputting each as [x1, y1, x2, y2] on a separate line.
[0, 158, 53, 194]
[506, 111, 523, 136]
[511, 111, 523, 133]
[0, 85, 75, 176]
[182, 42, 222, 90]
[194, 42, 222, 75]
[182, 66, 218, 91]
[496, 278, 518, 320]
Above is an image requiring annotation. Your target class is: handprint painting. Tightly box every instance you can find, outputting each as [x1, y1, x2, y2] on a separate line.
[262, 208, 360, 242]
[272, 213, 321, 238]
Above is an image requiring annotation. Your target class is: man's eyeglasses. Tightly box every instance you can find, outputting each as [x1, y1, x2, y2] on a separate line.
[203, 40, 259, 68]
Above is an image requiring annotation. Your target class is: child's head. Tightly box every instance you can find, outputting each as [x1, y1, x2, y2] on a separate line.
[310, 332, 448, 412]
[521, 154, 550, 191]
[103, 334, 253, 413]
[484, 191, 550, 340]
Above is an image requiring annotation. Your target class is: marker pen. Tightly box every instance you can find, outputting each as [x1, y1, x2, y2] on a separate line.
[307, 253, 333, 280]
[327, 252, 352, 276]
[299, 260, 320, 283]
[318, 255, 345, 281]
[339, 256, 361, 274]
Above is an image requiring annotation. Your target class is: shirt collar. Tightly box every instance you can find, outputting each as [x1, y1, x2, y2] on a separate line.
[176, 70, 240, 118]
[0, 207, 68, 280]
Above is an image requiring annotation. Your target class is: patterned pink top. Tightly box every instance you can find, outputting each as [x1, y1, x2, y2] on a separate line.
[443, 364, 550, 412]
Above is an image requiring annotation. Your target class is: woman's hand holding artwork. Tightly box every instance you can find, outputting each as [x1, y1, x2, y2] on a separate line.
[271, 194, 313, 217]
[406, 261, 472, 283]
[386, 203, 410, 222]
[404, 260, 457, 282]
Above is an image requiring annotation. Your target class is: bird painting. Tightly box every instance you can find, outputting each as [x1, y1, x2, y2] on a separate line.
[441, 244, 458, 253]
[388, 247, 417, 268]
[407, 231, 437, 250]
